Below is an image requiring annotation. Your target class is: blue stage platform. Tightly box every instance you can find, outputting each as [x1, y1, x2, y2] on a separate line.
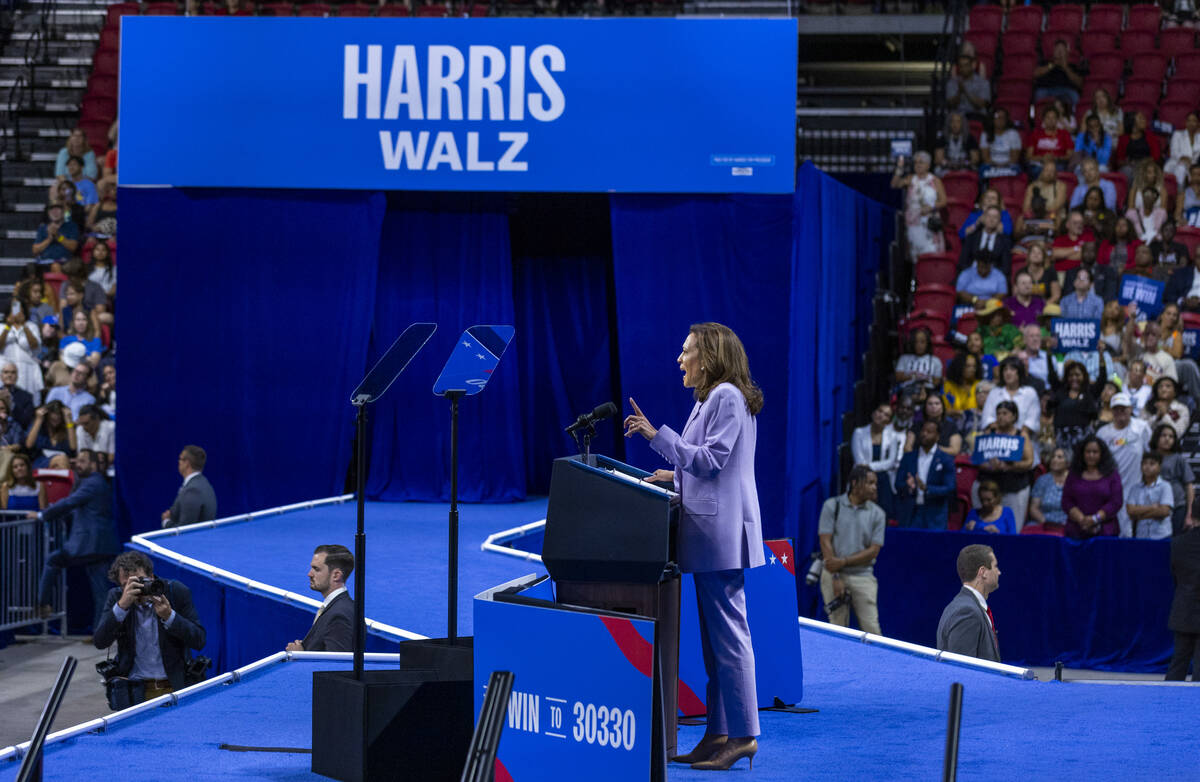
[3, 627, 1195, 781]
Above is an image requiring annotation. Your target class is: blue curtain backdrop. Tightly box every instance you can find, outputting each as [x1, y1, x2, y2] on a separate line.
[365, 198, 526, 502]
[115, 188, 385, 540]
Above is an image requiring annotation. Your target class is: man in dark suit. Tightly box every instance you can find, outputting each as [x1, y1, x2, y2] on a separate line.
[287, 544, 354, 652]
[894, 420, 957, 529]
[1165, 250, 1200, 312]
[161, 444, 217, 528]
[958, 206, 1013, 275]
[1166, 525, 1200, 681]
[1, 362, 34, 429]
[32, 448, 119, 629]
[93, 551, 206, 707]
[936, 544, 1002, 663]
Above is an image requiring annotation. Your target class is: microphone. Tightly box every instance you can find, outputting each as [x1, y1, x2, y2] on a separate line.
[565, 402, 618, 434]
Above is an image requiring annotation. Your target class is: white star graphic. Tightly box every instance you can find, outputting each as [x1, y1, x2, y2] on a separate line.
[462, 341, 472, 348]
[477, 353, 485, 360]
[768, 554, 777, 565]
[781, 554, 788, 565]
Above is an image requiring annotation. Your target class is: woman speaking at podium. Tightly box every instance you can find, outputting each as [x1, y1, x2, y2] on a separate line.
[623, 321, 764, 772]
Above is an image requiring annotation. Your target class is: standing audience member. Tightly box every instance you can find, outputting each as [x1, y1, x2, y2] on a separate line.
[851, 403, 904, 519]
[1027, 447, 1070, 535]
[1063, 435, 1124, 539]
[161, 445, 217, 529]
[1166, 111, 1200, 188]
[936, 544, 1002, 663]
[934, 112, 981, 173]
[964, 480, 1017, 535]
[944, 353, 983, 419]
[893, 151, 947, 261]
[1047, 360, 1102, 453]
[1, 453, 45, 511]
[914, 394, 962, 456]
[46, 361, 95, 420]
[974, 401, 1035, 530]
[895, 420, 956, 530]
[894, 328, 942, 393]
[1, 310, 43, 398]
[981, 357, 1040, 434]
[1151, 424, 1196, 536]
[1166, 524, 1200, 682]
[1017, 324, 1052, 389]
[1144, 377, 1189, 440]
[286, 545, 355, 653]
[1126, 452, 1175, 540]
[818, 465, 885, 635]
[959, 206, 1013, 273]
[1060, 267, 1104, 320]
[1097, 392, 1153, 537]
[1004, 272, 1045, 327]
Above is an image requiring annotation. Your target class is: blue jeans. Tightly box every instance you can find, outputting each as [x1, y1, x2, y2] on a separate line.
[38, 551, 112, 630]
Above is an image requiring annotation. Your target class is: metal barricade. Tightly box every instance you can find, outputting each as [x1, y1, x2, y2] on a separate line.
[0, 513, 67, 636]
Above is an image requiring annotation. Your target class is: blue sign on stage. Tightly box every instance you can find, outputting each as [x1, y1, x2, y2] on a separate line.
[1050, 318, 1100, 352]
[1118, 274, 1165, 318]
[973, 433, 1026, 465]
[119, 18, 798, 193]
[474, 577, 656, 782]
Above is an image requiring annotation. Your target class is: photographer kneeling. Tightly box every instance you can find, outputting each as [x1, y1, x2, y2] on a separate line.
[94, 551, 206, 709]
[817, 464, 886, 634]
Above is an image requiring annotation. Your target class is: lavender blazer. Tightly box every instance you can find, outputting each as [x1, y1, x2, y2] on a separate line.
[650, 382, 765, 573]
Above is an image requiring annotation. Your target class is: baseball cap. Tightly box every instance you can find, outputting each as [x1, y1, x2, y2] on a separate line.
[1110, 392, 1132, 408]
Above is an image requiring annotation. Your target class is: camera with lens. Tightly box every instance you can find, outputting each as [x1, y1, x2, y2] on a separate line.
[133, 576, 168, 597]
[804, 552, 824, 586]
[825, 591, 853, 615]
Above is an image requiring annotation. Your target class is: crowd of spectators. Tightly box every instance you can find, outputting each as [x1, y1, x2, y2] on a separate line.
[875, 4, 1200, 542]
[2, 121, 117, 508]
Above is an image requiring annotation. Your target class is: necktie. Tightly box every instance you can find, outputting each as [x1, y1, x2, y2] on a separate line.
[313, 603, 327, 624]
[986, 606, 999, 647]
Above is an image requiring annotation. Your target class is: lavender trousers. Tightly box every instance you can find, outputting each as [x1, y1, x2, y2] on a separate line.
[694, 569, 760, 737]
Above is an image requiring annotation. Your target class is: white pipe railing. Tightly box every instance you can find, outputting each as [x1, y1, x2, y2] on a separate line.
[480, 518, 545, 563]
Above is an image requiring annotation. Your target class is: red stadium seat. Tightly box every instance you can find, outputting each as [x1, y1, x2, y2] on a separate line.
[1177, 228, 1200, 261]
[1121, 30, 1158, 60]
[1165, 79, 1200, 105]
[1086, 52, 1125, 84]
[338, 2, 371, 13]
[79, 121, 109, 157]
[35, 469, 75, 505]
[1081, 33, 1120, 60]
[143, 1, 180, 13]
[911, 286, 957, 318]
[1006, 5, 1044, 33]
[1160, 27, 1197, 59]
[995, 78, 1033, 104]
[994, 100, 1032, 127]
[79, 96, 117, 124]
[931, 339, 957, 366]
[1001, 31, 1038, 59]
[999, 54, 1036, 82]
[1074, 100, 1094, 126]
[1087, 4, 1124, 35]
[97, 27, 119, 52]
[915, 255, 959, 288]
[1126, 3, 1162, 32]
[260, 2, 294, 13]
[1165, 173, 1179, 212]
[1057, 170, 1080, 192]
[968, 4, 1003, 34]
[105, 2, 139, 26]
[955, 309, 979, 335]
[943, 229, 962, 258]
[990, 174, 1028, 208]
[1046, 4, 1085, 35]
[1129, 52, 1169, 83]
[415, 3, 446, 15]
[1122, 101, 1157, 127]
[1123, 78, 1162, 105]
[1080, 77, 1118, 103]
[88, 74, 118, 100]
[964, 30, 998, 75]
[467, 3, 490, 15]
[296, 2, 331, 15]
[377, 3, 410, 15]
[92, 50, 119, 78]
[1159, 100, 1194, 130]
[1101, 172, 1129, 208]
[942, 171, 980, 204]
[900, 309, 951, 340]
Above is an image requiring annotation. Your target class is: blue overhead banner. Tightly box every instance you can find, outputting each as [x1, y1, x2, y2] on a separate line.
[119, 18, 798, 193]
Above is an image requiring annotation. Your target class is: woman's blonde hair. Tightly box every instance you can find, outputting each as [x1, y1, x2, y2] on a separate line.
[689, 322, 763, 415]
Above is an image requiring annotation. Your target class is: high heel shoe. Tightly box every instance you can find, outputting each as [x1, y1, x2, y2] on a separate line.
[670, 734, 727, 764]
[691, 737, 757, 771]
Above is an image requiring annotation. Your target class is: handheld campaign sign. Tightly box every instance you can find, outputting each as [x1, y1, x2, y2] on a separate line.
[1184, 329, 1200, 360]
[1050, 318, 1100, 352]
[1118, 275, 1165, 318]
[972, 434, 1025, 465]
[433, 325, 515, 396]
[120, 18, 798, 193]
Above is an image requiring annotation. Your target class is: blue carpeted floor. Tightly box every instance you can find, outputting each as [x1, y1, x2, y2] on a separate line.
[149, 499, 549, 637]
[4, 629, 1196, 781]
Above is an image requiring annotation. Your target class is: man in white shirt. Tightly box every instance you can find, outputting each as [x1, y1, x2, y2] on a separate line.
[75, 404, 114, 463]
[936, 544, 1001, 663]
[1126, 322, 1178, 383]
[1097, 393, 1153, 537]
[1126, 360, 1153, 411]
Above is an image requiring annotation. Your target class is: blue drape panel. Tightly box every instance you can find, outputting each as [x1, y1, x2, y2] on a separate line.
[365, 201, 525, 502]
[115, 188, 385, 538]
[874, 529, 1172, 671]
[513, 255, 615, 493]
[609, 193, 794, 537]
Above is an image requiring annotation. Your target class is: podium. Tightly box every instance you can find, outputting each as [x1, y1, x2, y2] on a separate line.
[542, 454, 681, 757]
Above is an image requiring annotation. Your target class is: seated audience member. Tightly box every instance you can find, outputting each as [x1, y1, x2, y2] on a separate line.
[25, 401, 75, 467]
[161, 445, 217, 529]
[58, 310, 102, 364]
[1127, 187, 1169, 245]
[1145, 377, 1190, 440]
[1063, 435, 1124, 539]
[852, 403, 905, 518]
[913, 394, 962, 456]
[1033, 39, 1083, 107]
[1096, 380, 1119, 426]
[88, 240, 116, 296]
[956, 254, 1008, 305]
[974, 299, 1021, 356]
[1098, 300, 1128, 361]
[1035, 389, 1058, 454]
[894, 151, 947, 261]
[1151, 423, 1196, 536]
[75, 404, 114, 463]
[894, 327, 942, 393]
[964, 479, 1017, 535]
[1152, 221, 1190, 268]
[16, 279, 56, 327]
[1166, 111, 1200, 189]
[1061, 266, 1105, 320]
[0, 363, 34, 430]
[0, 393, 26, 453]
[1047, 360, 1102, 453]
[1079, 186, 1117, 240]
[1155, 304, 1200, 401]
[1026, 111, 1074, 173]
[959, 206, 1013, 273]
[1027, 447, 1070, 535]
[1167, 241, 1200, 312]
[1115, 112, 1163, 181]
[286, 545, 355, 652]
[2, 453, 46, 511]
[1017, 324, 1052, 389]
[1166, 524, 1200, 682]
[960, 188, 1014, 237]
[1098, 217, 1143, 268]
[86, 181, 117, 240]
[97, 363, 115, 418]
[945, 47, 990, 117]
[1064, 242, 1118, 303]
[1176, 163, 1200, 227]
[31, 203, 78, 270]
[1004, 271, 1045, 327]
[62, 259, 108, 326]
[1129, 245, 1170, 284]
[1098, 392, 1154, 535]
[55, 156, 97, 207]
[934, 112, 980, 173]
[1073, 119, 1114, 174]
[1051, 210, 1095, 268]
[1126, 452, 1174, 540]
[49, 180, 86, 227]
[895, 419, 957, 530]
[975, 400, 1035, 530]
[55, 128, 98, 180]
[981, 107, 1024, 171]
[94, 550, 206, 708]
[1027, 158, 1070, 217]
[32, 449, 117, 627]
[1127, 359, 1153, 410]
[1071, 156, 1118, 210]
[1090, 88, 1124, 140]
[1126, 321, 1178, 384]
[1051, 98, 1077, 135]
[1129, 160, 1167, 213]
[944, 352, 982, 419]
[1016, 189, 1058, 250]
[1021, 242, 1061, 303]
[936, 544, 1002, 663]
[47, 361, 95, 421]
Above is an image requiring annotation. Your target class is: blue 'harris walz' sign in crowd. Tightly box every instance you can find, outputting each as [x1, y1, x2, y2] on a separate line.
[972, 433, 1026, 466]
[1118, 274, 1165, 318]
[1050, 318, 1100, 352]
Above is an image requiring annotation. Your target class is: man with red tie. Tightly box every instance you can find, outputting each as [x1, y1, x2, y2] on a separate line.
[936, 544, 1002, 662]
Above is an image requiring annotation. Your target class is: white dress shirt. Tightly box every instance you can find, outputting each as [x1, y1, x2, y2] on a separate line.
[963, 584, 994, 631]
[916, 446, 936, 505]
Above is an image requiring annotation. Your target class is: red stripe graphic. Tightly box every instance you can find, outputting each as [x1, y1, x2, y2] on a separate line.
[495, 757, 514, 782]
[599, 616, 654, 678]
[677, 678, 706, 717]
[765, 539, 796, 575]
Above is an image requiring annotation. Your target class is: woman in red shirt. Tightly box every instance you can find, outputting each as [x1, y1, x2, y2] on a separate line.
[1026, 106, 1074, 174]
